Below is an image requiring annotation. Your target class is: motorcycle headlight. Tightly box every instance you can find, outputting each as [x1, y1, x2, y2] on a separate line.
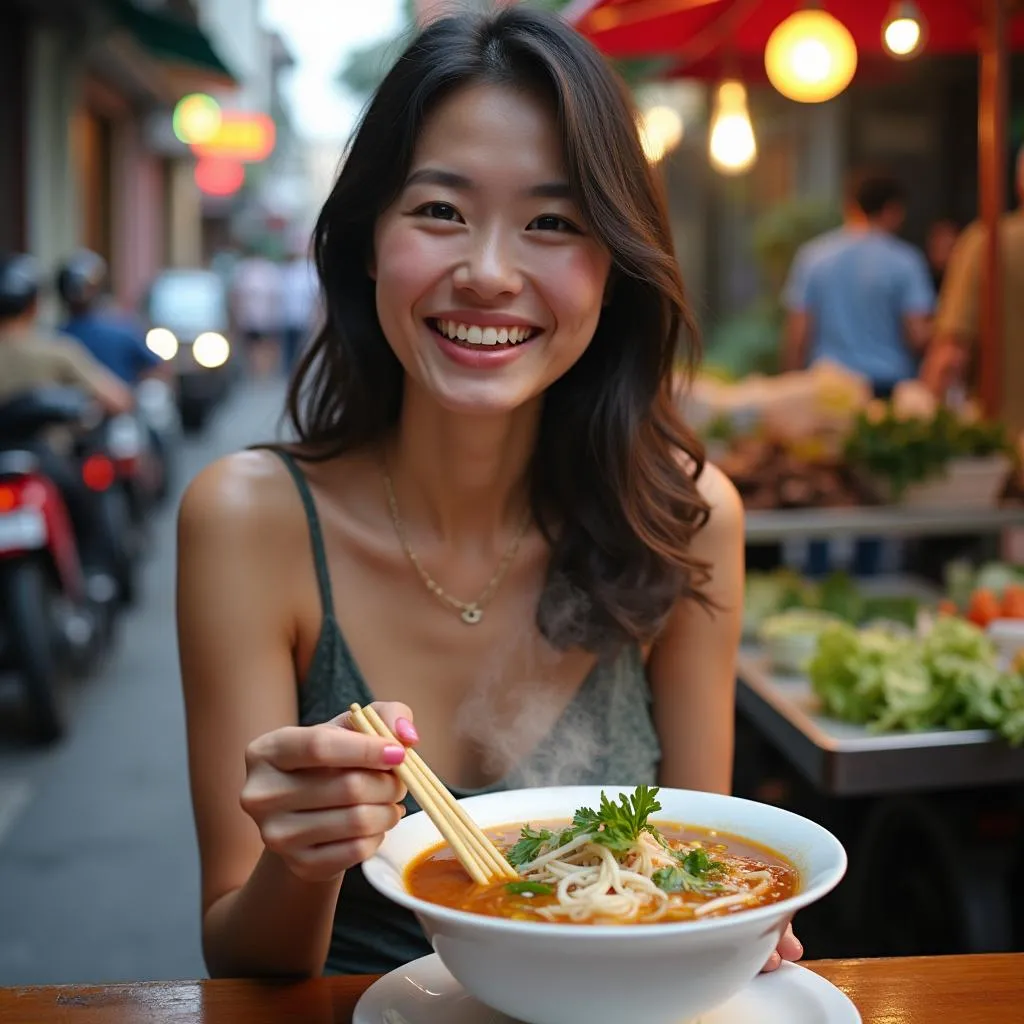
[192, 331, 230, 369]
[146, 327, 179, 361]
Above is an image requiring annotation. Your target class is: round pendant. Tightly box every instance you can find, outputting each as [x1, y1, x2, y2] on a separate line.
[460, 606, 483, 625]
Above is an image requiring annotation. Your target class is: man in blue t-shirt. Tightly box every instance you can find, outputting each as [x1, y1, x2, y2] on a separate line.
[782, 171, 935, 398]
[56, 250, 164, 386]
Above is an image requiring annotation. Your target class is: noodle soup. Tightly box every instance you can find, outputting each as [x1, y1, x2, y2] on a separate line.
[405, 787, 800, 925]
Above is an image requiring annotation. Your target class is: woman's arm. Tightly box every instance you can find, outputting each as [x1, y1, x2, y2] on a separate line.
[177, 452, 342, 977]
[648, 471, 803, 973]
[647, 462, 744, 795]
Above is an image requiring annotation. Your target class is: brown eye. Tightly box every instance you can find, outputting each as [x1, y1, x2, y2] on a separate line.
[414, 202, 464, 223]
[527, 215, 580, 233]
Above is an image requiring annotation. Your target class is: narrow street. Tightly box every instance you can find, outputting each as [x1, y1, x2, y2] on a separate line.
[0, 379, 289, 985]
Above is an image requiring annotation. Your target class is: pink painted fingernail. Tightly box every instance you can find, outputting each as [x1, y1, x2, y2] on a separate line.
[395, 718, 419, 744]
[383, 744, 406, 765]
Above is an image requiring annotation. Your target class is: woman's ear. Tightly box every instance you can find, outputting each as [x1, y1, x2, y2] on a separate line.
[367, 252, 377, 281]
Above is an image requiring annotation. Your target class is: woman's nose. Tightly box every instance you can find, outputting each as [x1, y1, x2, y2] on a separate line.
[452, 230, 523, 299]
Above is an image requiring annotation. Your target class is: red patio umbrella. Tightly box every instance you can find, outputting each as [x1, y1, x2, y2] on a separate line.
[567, 0, 1024, 60]
[567, 0, 1019, 421]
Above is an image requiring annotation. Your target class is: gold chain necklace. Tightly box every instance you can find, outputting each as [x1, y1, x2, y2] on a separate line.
[381, 466, 531, 625]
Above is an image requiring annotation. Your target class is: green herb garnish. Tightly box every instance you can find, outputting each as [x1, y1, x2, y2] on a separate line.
[505, 786, 664, 867]
[569, 785, 663, 851]
[504, 880, 554, 896]
[505, 826, 556, 869]
[652, 847, 724, 894]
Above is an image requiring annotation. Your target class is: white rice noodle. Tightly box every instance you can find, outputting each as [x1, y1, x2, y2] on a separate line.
[515, 832, 596, 874]
[513, 833, 778, 925]
[517, 843, 669, 923]
[693, 870, 773, 918]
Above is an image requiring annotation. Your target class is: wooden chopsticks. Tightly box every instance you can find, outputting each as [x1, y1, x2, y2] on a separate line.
[348, 703, 518, 886]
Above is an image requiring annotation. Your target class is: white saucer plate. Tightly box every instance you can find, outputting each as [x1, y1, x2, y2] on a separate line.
[352, 953, 862, 1024]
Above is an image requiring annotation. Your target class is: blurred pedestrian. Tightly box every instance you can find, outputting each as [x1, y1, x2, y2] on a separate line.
[782, 169, 935, 400]
[0, 251, 133, 549]
[0, 252, 131, 413]
[279, 240, 320, 376]
[231, 245, 283, 377]
[781, 170, 935, 577]
[921, 146, 1024, 439]
[57, 249, 168, 386]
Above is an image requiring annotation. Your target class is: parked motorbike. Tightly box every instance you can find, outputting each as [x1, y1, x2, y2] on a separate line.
[135, 376, 181, 504]
[0, 389, 124, 743]
[82, 411, 147, 607]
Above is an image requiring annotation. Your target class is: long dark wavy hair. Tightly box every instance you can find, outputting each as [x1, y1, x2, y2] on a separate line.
[285, 5, 712, 655]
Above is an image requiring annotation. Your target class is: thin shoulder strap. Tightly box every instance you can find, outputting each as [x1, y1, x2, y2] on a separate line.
[269, 449, 336, 617]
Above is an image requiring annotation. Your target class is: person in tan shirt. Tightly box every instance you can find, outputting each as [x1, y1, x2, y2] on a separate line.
[0, 252, 132, 414]
[921, 151, 1024, 438]
[0, 252, 134, 556]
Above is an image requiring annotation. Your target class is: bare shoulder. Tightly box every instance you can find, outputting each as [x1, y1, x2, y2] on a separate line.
[696, 461, 743, 536]
[673, 450, 743, 553]
[177, 449, 301, 547]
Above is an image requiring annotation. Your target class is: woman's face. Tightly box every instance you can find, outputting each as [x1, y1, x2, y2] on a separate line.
[372, 83, 613, 417]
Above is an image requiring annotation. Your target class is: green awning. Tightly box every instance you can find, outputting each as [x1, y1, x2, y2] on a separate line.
[113, 0, 237, 84]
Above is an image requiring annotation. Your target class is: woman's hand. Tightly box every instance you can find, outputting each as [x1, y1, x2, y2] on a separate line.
[761, 922, 803, 973]
[239, 702, 418, 883]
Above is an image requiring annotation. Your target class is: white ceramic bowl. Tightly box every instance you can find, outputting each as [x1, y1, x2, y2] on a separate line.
[362, 785, 847, 1024]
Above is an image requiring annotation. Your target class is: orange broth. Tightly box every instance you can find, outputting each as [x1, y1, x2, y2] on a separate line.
[404, 819, 800, 924]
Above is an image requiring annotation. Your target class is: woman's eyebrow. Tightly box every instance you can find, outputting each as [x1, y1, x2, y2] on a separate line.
[404, 166, 571, 199]
[405, 168, 472, 190]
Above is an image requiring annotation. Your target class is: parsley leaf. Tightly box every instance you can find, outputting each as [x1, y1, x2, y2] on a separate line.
[652, 847, 725, 894]
[505, 826, 555, 868]
[677, 847, 720, 877]
[565, 785, 664, 851]
[504, 786, 665, 866]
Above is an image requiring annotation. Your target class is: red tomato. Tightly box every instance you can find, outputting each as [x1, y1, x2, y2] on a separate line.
[968, 589, 1002, 627]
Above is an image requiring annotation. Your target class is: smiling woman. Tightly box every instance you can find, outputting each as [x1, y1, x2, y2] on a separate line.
[174, 4, 770, 984]
[370, 83, 613, 422]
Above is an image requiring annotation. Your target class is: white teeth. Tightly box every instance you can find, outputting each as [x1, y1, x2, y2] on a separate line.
[432, 320, 535, 346]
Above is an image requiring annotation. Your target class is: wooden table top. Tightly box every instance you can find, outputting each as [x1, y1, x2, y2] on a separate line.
[1, 954, 1020, 1023]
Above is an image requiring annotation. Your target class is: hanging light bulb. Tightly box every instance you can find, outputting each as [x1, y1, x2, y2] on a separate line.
[882, 0, 927, 59]
[764, 8, 858, 104]
[638, 105, 685, 164]
[708, 80, 757, 175]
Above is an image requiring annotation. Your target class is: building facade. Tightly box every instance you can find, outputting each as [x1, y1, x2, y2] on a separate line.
[2, 0, 235, 317]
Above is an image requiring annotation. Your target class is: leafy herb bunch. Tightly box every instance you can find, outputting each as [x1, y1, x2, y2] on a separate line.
[844, 405, 1012, 499]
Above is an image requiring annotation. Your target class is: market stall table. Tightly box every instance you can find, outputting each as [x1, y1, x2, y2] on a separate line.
[736, 642, 1024, 954]
[1, 954, 1020, 1023]
[744, 504, 1024, 543]
[736, 646, 1024, 795]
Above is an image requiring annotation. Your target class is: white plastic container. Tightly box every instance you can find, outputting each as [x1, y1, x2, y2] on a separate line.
[898, 455, 1012, 509]
[987, 618, 1024, 667]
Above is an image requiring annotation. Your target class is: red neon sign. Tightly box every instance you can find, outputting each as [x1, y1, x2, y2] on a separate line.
[194, 158, 245, 196]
